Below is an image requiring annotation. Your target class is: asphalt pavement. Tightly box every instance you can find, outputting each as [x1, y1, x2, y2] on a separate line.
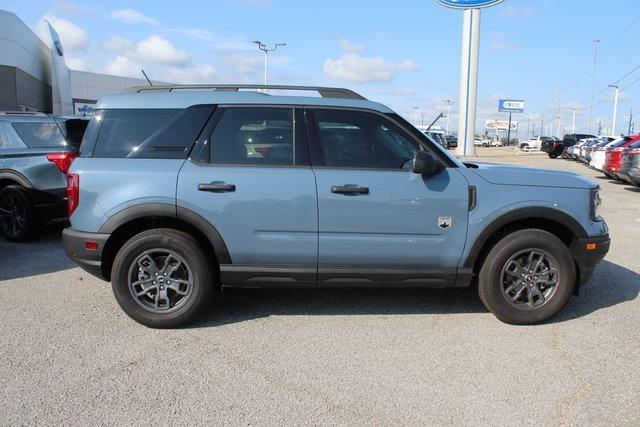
[1, 149, 638, 425]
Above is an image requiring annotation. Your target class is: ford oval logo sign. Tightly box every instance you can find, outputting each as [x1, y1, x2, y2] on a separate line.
[54, 40, 64, 57]
[436, 0, 505, 9]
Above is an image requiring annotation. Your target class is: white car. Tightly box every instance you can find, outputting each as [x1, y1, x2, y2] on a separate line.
[590, 137, 624, 171]
[520, 136, 553, 150]
[474, 139, 489, 147]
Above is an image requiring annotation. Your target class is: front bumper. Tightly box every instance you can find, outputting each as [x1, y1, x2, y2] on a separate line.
[569, 233, 610, 286]
[62, 227, 110, 281]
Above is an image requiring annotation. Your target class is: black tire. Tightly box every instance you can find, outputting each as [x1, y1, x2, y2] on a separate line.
[478, 229, 575, 325]
[0, 185, 41, 242]
[548, 153, 559, 159]
[111, 229, 215, 328]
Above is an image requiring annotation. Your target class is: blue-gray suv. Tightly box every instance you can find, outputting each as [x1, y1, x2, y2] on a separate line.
[62, 85, 610, 328]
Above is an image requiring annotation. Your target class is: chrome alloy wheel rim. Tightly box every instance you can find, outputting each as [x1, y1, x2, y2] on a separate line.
[500, 249, 560, 310]
[127, 249, 193, 313]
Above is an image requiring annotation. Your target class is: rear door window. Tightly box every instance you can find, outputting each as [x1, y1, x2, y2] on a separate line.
[11, 122, 67, 148]
[91, 106, 214, 158]
[209, 107, 294, 166]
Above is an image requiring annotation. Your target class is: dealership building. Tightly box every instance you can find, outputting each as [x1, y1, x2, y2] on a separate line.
[0, 9, 152, 114]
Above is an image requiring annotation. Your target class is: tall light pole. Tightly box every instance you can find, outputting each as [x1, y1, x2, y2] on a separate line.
[608, 84, 619, 136]
[588, 38, 600, 133]
[252, 41, 286, 90]
[445, 99, 455, 134]
[569, 106, 577, 134]
[412, 106, 420, 127]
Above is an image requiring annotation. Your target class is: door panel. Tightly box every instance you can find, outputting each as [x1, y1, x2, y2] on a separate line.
[315, 168, 469, 270]
[177, 162, 318, 267]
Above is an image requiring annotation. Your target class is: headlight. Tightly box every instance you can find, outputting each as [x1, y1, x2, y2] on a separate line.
[590, 187, 602, 221]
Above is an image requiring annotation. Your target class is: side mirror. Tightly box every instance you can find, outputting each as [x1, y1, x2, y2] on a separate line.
[412, 151, 443, 176]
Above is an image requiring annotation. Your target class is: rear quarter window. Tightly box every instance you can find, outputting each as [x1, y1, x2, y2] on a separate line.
[11, 122, 67, 148]
[89, 106, 214, 159]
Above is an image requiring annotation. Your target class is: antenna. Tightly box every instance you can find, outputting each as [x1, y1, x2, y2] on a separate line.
[141, 69, 153, 86]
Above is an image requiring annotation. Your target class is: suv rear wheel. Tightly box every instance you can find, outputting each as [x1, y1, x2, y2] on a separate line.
[0, 185, 40, 242]
[478, 229, 575, 325]
[111, 229, 214, 328]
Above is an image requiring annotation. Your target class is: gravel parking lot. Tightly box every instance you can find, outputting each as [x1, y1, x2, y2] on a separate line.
[1, 149, 638, 425]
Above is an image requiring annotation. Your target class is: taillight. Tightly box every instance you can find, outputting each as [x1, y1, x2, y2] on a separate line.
[67, 174, 79, 216]
[553, 142, 559, 148]
[46, 152, 77, 174]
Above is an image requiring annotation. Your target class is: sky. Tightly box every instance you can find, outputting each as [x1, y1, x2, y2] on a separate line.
[3, 0, 640, 137]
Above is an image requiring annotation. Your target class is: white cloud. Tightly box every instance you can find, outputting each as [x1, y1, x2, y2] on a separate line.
[165, 64, 218, 84]
[104, 56, 140, 78]
[501, 5, 534, 18]
[35, 14, 88, 50]
[222, 54, 260, 73]
[110, 9, 159, 25]
[324, 39, 418, 83]
[66, 57, 87, 71]
[99, 35, 189, 65]
[100, 35, 134, 53]
[131, 35, 190, 65]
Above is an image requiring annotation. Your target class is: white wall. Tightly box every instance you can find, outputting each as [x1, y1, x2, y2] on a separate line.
[0, 10, 51, 85]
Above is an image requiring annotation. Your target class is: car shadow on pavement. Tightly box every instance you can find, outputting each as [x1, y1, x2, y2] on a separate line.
[552, 260, 640, 323]
[190, 260, 639, 328]
[0, 225, 74, 281]
[191, 286, 487, 328]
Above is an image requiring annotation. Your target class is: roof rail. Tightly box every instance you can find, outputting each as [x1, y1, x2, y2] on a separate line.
[124, 84, 367, 100]
[0, 111, 47, 116]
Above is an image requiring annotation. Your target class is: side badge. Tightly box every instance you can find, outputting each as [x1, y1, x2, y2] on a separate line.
[438, 216, 452, 229]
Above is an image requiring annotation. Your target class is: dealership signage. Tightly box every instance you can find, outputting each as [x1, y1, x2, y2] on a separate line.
[498, 99, 525, 113]
[436, 0, 505, 10]
[485, 119, 518, 131]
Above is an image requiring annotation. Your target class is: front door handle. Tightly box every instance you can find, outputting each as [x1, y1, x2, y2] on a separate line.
[331, 185, 369, 195]
[198, 182, 236, 192]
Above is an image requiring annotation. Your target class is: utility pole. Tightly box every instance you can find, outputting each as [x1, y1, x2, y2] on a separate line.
[629, 108, 634, 135]
[569, 106, 577, 134]
[555, 88, 561, 138]
[252, 41, 286, 91]
[588, 38, 600, 133]
[608, 84, 619, 136]
[412, 106, 420, 127]
[540, 112, 544, 136]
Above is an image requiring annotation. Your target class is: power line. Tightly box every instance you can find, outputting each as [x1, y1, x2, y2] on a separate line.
[560, 10, 640, 93]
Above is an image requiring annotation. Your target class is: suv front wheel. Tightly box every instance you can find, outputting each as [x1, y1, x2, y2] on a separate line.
[478, 229, 575, 324]
[111, 229, 214, 328]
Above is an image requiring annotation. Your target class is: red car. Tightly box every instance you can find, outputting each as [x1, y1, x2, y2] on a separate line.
[603, 135, 640, 179]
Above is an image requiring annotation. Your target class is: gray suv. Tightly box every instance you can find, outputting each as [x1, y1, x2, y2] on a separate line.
[62, 85, 609, 328]
[0, 112, 88, 241]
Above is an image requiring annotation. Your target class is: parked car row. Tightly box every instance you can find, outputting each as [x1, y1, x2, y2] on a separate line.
[552, 132, 640, 186]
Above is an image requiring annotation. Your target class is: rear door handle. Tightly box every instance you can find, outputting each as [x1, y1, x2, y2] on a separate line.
[331, 185, 369, 195]
[198, 182, 236, 192]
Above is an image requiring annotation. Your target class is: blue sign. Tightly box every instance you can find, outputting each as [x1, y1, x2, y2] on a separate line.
[436, 0, 505, 9]
[498, 99, 525, 113]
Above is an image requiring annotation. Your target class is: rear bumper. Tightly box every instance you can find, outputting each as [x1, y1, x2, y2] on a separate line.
[570, 233, 610, 286]
[62, 227, 110, 281]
